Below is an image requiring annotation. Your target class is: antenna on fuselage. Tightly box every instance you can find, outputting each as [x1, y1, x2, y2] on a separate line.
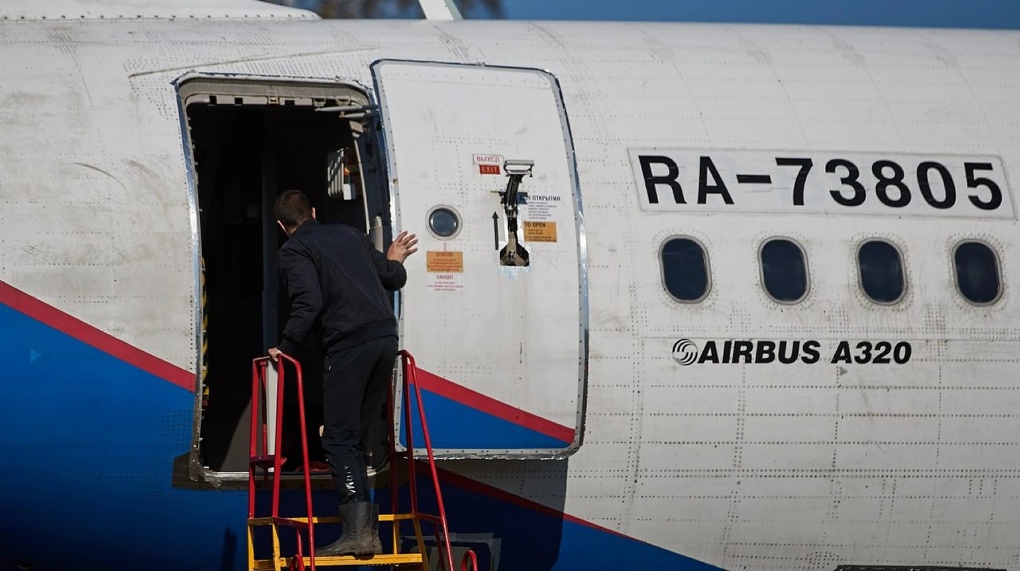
[418, 0, 463, 20]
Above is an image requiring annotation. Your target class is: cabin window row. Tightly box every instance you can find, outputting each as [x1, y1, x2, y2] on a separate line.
[660, 237, 1002, 306]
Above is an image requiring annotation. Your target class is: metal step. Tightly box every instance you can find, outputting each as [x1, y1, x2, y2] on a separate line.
[252, 553, 424, 570]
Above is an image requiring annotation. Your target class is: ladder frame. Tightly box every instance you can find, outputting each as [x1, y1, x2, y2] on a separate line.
[247, 354, 318, 571]
[246, 350, 473, 571]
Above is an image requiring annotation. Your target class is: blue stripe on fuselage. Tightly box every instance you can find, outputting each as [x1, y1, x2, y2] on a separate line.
[0, 301, 718, 571]
[0, 303, 247, 571]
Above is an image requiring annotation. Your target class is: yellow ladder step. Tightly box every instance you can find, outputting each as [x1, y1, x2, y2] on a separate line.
[248, 513, 420, 526]
[251, 553, 424, 570]
[303, 553, 425, 566]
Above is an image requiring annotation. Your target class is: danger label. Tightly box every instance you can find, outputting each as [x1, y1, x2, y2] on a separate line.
[426, 251, 464, 273]
[427, 273, 463, 292]
[523, 221, 557, 243]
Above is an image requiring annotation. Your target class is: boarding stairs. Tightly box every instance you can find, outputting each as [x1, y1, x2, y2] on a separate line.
[247, 350, 477, 571]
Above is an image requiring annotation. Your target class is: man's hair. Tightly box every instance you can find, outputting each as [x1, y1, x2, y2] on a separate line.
[274, 189, 312, 229]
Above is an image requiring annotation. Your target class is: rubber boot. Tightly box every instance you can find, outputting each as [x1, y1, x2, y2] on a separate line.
[315, 502, 382, 557]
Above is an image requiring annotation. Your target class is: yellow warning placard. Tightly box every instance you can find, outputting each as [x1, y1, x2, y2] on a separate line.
[426, 251, 464, 273]
[523, 221, 558, 243]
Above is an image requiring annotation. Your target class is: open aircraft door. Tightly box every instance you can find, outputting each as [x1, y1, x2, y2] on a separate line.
[372, 60, 587, 458]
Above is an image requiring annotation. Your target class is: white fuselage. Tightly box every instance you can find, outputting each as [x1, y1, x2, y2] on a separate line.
[2, 8, 1019, 570]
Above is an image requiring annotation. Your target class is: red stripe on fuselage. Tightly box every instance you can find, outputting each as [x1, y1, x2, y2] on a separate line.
[0, 281, 195, 392]
[415, 367, 575, 444]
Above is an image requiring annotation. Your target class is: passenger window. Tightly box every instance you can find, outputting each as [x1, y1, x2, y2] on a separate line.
[760, 239, 809, 302]
[954, 241, 1001, 304]
[661, 237, 710, 302]
[858, 240, 905, 303]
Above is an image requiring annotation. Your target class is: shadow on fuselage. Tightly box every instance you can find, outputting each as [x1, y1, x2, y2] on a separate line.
[219, 528, 237, 571]
[427, 459, 569, 571]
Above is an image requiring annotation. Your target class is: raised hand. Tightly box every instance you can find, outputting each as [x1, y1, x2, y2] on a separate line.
[387, 230, 419, 263]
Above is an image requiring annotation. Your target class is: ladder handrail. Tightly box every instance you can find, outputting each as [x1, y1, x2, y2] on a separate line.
[250, 354, 317, 571]
[397, 350, 455, 571]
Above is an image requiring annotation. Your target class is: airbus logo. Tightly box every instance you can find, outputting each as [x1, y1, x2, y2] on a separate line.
[670, 338, 913, 365]
[671, 338, 699, 366]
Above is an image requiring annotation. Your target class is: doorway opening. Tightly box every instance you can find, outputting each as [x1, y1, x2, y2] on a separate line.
[180, 78, 392, 478]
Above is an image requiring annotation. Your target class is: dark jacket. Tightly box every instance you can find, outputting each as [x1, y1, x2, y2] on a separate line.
[277, 219, 406, 356]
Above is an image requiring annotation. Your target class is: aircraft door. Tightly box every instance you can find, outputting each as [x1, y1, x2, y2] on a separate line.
[372, 60, 587, 458]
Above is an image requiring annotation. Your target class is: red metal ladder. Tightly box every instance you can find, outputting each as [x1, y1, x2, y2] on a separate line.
[246, 350, 477, 571]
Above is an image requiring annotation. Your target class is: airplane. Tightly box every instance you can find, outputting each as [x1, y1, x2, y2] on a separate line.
[1, 0, 1019, 569]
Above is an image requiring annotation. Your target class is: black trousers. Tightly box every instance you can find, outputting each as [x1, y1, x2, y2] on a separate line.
[322, 336, 398, 505]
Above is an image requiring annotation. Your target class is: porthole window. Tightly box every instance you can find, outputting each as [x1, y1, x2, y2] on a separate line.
[954, 241, 1001, 304]
[427, 206, 461, 239]
[660, 237, 710, 302]
[760, 238, 809, 303]
[858, 240, 905, 304]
